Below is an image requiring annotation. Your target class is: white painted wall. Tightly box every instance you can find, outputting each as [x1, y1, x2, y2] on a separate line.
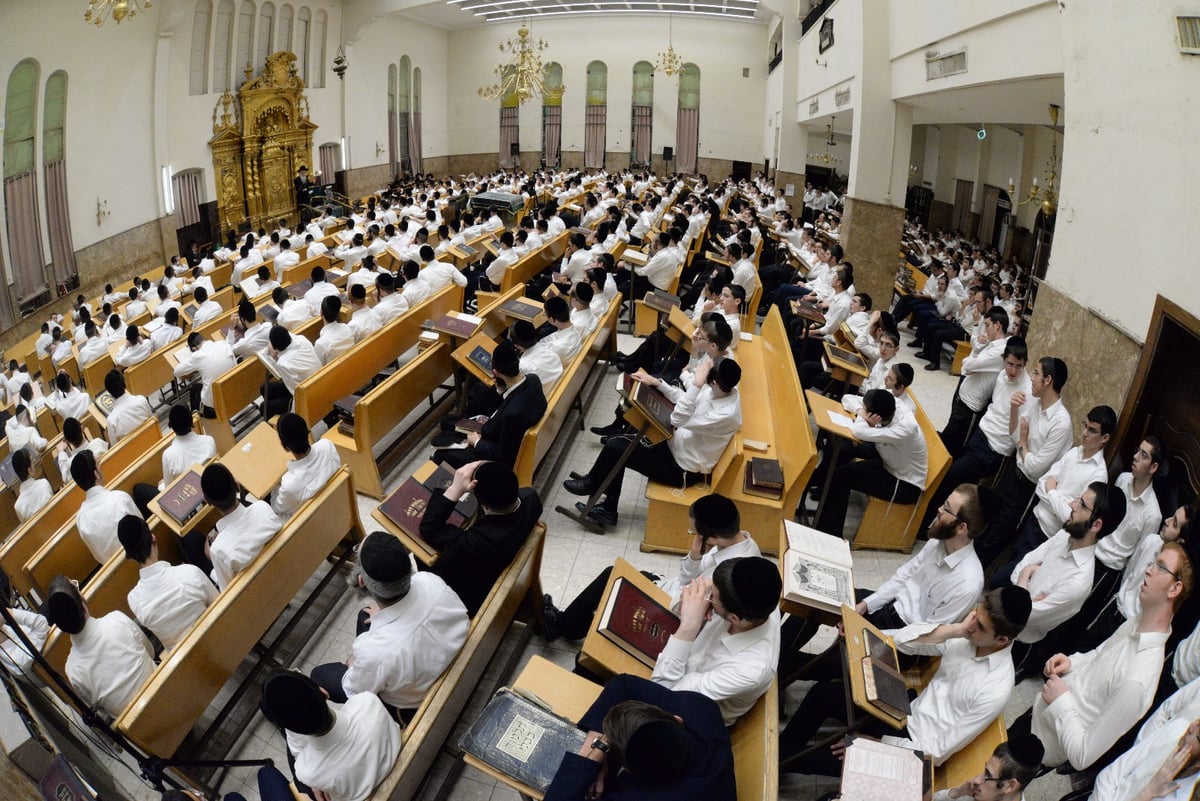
[795, 0, 861, 125]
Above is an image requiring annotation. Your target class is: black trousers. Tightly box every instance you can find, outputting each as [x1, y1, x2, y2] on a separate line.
[982, 470, 1039, 571]
[813, 458, 921, 538]
[780, 677, 911, 776]
[555, 565, 661, 640]
[586, 435, 706, 514]
[261, 379, 292, 419]
[778, 598, 907, 688]
[939, 388, 985, 459]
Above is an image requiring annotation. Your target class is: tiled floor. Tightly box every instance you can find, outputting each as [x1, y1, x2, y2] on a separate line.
[92, 329, 1071, 801]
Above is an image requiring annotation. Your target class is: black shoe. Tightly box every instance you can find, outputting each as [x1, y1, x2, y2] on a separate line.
[432, 430, 467, 447]
[563, 478, 594, 496]
[569, 470, 586, 481]
[590, 420, 623, 436]
[908, 340, 924, 349]
[576, 501, 617, 528]
[542, 594, 563, 641]
[924, 362, 942, 372]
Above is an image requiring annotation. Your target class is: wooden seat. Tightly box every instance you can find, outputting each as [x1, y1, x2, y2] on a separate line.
[934, 716, 1006, 791]
[492, 231, 569, 294]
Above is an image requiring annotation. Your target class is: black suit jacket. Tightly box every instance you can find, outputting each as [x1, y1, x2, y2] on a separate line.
[420, 486, 543, 616]
[473, 375, 547, 468]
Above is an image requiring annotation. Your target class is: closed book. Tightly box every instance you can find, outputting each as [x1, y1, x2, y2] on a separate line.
[93, 390, 116, 418]
[378, 476, 466, 558]
[861, 654, 910, 719]
[743, 463, 783, 500]
[159, 470, 206, 524]
[0, 455, 17, 488]
[597, 577, 680, 669]
[790, 298, 825, 325]
[459, 688, 588, 794]
[287, 279, 314, 298]
[337, 419, 355, 437]
[432, 314, 482, 338]
[629, 381, 675, 435]
[260, 305, 280, 324]
[499, 299, 544, 322]
[467, 345, 493, 374]
[333, 394, 362, 421]
[455, 417, 486, 435]
[643, 290, 681, 314]
[826, 344, 866, 370]
[749, 457, 784, 490]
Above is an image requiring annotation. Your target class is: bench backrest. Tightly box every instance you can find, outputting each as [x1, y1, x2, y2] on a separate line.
[206, 357, 267, 453]
[761, 307, 819, 511]
[116, 467, 362, 757]
[81, 350, 116, 395]
[497, 231, 569, 293]
[355, 342, 453, 454]
[731, 681, 778, 801]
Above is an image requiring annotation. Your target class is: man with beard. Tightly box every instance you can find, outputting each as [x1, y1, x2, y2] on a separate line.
[999, 482, 1125, 670]
[778, 483, 985, 687]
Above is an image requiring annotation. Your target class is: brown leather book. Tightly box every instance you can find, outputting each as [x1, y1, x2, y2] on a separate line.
[596, 577, 680, 669]
[333, 394, 361, 421]
[454, 417, 486, 435]
[432, 314, 481, 338]
[159, 470, 206, 524]
[287, 279, 314, 299]
[826, 344, 866, 370]
[630, 381, 676, 434]
[378, 476, 468, 557]
[743, 461, 783, 500]
[861, 629, 910, 719]
[791, 298, 826, 325]
[643, 290, 681, 314]
[499, 299, 543, 322]
[750, 457, 784, 490]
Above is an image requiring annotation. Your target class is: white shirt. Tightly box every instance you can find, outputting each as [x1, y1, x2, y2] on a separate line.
[1031, 446, 1108, 538]
[658, 535, 761, 606]
[850, 404, 928, 489]
[78, 486, 142, 563]
[230, 321, 272, 359]
[1096, 472, 1162, 571]
[1011, 530, 1096, 643]
[655, 383, 742, 474]
[5, 418, 47, 455]
[1117, 533, 1163, 624]
[287, 692, 402, 801]
[486, 248, 521, 286]
[14, 477, 53, 522]
[814, 290, 852, 339]
[373, 293, 410, 325]
[263, 337, 323, 394]
[315, 322, 356, 364]
[518, 344, 564, 394]
[66, 612, 155, 718]
[149, 324, 183, 352]
[106, 391, 154, 445]
[342, 573, 469, 708]
[976, 369, 1033, 456]
[191, 300, 224, 329]
[888, 625, 1016, 765]
[652, 611, 780, 726]
[273, 249, 300, 274]
[0, 608, 49, 677]
[209, 501, 284, 590]
[276, 298, 316, 331]
[419, 259, 467, 291]
[271, 440, 342, 518]
[78, 337, 110, 367]
[174, 341, 237, 409]
[160, 432, 217, 488]
[865, 540, 983, 629]
[303, 281, 341, 316]
[127, 560, 218, 650]
[1032, 617, 1169, 770]
[348, 306, 383, 342]
[1014, 397, 1073, 481]
[1173, 613, 1200, 687]
[634, 247, 682, 290]
[114, 338, 153, 368]
[541, 325, 583, 367]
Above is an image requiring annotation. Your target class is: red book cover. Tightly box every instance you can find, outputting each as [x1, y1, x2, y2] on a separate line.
[597, 577, 680, 669]
[432, 314, 481, 337]
[379, 476, 466, 557]
[159, 470, 206, 524]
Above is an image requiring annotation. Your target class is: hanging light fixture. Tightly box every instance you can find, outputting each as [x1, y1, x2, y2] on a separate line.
[806, 117, 844, 166]
[478, 23, 560, 105]
[655, 15, 685, 77]
[84, 0, 151, 26]
[1008, 104, 1061, 216]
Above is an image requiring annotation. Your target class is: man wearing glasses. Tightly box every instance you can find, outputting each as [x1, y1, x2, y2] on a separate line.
[935, 735, 1044, 800]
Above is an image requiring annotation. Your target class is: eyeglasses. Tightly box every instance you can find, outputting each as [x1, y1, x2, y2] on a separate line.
[1148, 560, 1183, 581]
[981, 769, 1007, 784]
[1071, 496, 1093, 513]
[1081, 423, 1103, 436]
[938, 502, 965, 523]
[703, 592, 725, 610]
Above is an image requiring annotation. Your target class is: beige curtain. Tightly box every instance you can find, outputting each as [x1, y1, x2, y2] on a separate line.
[632, 105, 652, 165]
[499, 107, 519, 169]
[542, 106, 561, 167]
[4, 172, 48, 303]
[44, 160, 77, 286]
[676, 107, 699, 173]
[409, 112, 423, 174]
[172, 170, 203, 228]
[584, 105, 606, 169]
[319, 142, 338, 180]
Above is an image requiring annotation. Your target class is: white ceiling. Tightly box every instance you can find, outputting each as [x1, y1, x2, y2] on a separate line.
[900, 75, 1065, 127]
[358, 0, 771, 30]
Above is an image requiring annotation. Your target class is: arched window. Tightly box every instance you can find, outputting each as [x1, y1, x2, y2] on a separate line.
[631, 61, 654, 168]
[3, 60, 45, 319]
[499, 67, 520, 170]
[397, 56, 411, 173]
[234, 1, 255, 89]
[312, 10, 327, 88]
[676, 63, 700, 174]
[189, 0, 213, 95]
[256, 1, 275, 73]
[541, 62, 563, 169]
[296, 7, 311, 84]
[387, 64, 398, 176]
[277, 4, 293, 53]
[43, 70, 76, 288]
[411, 68, 423, 174]
[584, 61, 607, 169]
[212, 0, 236, 93]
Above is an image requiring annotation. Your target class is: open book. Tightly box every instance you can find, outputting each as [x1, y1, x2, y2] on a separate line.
[782, 520, 854, 615]
[840, 737, 926, 801]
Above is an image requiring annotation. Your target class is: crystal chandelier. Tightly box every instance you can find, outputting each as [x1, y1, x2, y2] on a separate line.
[655, 16, 685, 77]
[478, 24, 561, 105]
[806, 118, 844, 166]
[1008, 104, 1061, 216]
[84, 0, 151, 26]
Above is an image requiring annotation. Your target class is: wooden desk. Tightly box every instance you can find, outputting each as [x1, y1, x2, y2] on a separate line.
[462, 655, 602, 801]
[219, 420, 290, 500]
[577, 558, 662, 681]
[841, 605, 907, 730]
[147, 461, 221, 539]
[370, 460, 440, 565]
[451, 332, 497, 386]
[805, 389, 858, 524]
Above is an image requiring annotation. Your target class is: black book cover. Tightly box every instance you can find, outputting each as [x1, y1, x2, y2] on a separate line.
[460, 689, 587, 793]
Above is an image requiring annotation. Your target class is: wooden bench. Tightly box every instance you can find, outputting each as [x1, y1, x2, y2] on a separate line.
[115, 467, 362, 757]
[642, 306, 817, 555]
[492, 231, 569, 294]
[81, 350, 116, 395]
[204, 357, 267, 454]
[365, 523, 546, 801]
[850, 390, 952, 552]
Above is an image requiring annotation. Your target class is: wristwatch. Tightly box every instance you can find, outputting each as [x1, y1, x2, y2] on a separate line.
[589, 737, 609, 754]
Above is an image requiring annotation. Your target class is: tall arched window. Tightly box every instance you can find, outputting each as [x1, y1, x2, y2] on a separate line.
[397, 56, 411, 173]
[189, 0, 213, 95]
[387, 64, 398, 176]
[631, 61, 654, 168]
[234, 1, 255, 89]
[212, 0, 236, 93]
[3, 60, 44, 319]
[498, 67, 520, 170]
[411, 68, 423, 174]
[43, 70, 76, 287]
[296, 7, 311, 83]
[541, 62, 563, 169]
[277, 4, 293, 53]
[256, 1, 275, 73]
[312, 10, 327, 88]
[676, 63, 700, 174]
[584, 61, 607, 169]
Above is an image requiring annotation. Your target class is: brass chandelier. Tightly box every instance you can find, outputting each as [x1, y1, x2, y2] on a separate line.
[1009, 104, 1061, 216]
[84, 0, 151, 26]
[655, 16, 685, 77]
[807, 118, 844, 166]
[478, 24, 562, 105]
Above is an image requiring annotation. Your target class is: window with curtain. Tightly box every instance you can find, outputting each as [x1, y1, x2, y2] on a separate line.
[541, 62, 563, 168]
[676, 63, 700, 174]
[277, 4, 293, 53]
[4, 60, 45, 316]
[411, 67, 423, 174]
[318, 142, 338, 180]
[397, 56, 411, 173]
[296, 7, 311, 84]
[190, 0, 213, 95]
[234, 1, 255, 89]
[212, 0, 236, 93]
[584, 61, 607, 170]
[255, 1, 275, 74]
[43, 70, 76, 288]
[312, 10, 327, 88]
[631, 61, 654, 168]
[173, 169, 204, 228]
[387, 64, 398, 175]
[499, 66, 520, 169]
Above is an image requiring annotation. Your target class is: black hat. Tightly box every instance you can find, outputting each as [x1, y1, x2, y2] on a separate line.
[472, 461, 519, 510]
[690, 494, 740, 538]
[200, 463, 236, 506]
[297, 166, 309, 173]
[492, 340, 520, 376]
[727, 557, 782, 619]
[376, 271, 395, 291]
[510, 320, 538, 349]
[260, 670, 331, 735]
[999, 585, 1032, 628]
[624, 719, 690, 784]
[358, 531, 412, 583]
[1006, 733, 1045, 772]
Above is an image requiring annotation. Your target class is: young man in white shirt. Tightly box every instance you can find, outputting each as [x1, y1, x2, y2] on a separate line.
[189, 285, 224, 329]
[201, 463, 284, 590]
[149, 307, 184, 352]
[271, 413, 342, 518]
[102, 369, 154, 446]
[260, 325, 322, 419]
[174, 332, 236, 418]
[346, 283, 383, 342]
[934, 736, 1044, 801]
[313, 295, 355, 365]
[372, 271, 409, 325]
[939, 307, 1012, 457]
[11, 449, 52, 523]
[70, 448, 143, 563]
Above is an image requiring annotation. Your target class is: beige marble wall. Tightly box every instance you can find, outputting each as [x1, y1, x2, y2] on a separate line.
[929, 200, 953, 232]
[343, 164, 394, 199]
[447, 153, 500, 175]
[841, 196, 905, 312]
[1024, 280, 1142, 426]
